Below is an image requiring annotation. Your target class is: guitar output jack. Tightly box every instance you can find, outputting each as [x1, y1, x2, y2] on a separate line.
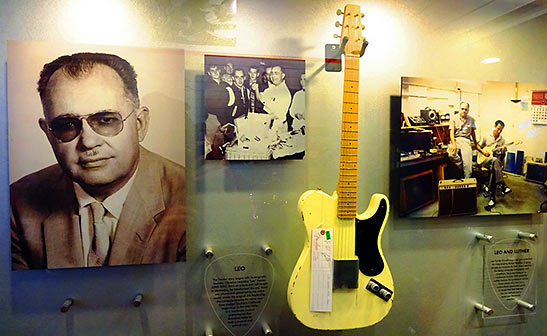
[366, 279, 393, 302]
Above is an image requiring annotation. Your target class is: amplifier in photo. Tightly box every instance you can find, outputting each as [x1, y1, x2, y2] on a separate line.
[525, 162, 547, 184]
[438, 178, 477, 216]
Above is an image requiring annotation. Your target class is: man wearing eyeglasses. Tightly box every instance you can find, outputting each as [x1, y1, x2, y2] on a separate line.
[10, 53, 185, 270]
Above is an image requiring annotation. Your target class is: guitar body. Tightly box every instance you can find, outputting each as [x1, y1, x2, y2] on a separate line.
[287, 189, 394, 330]
[477, 144, 496, 165]
[477, 141, 521, 165]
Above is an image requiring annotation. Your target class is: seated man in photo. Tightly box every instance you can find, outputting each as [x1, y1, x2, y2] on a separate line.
[478, 120, 512, 211]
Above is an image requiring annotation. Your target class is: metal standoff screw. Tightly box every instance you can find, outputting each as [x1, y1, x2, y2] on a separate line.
[516, 299, 536, 311]
[133, 293, 143, 307]
[262, 322, 273, 335]
[204, 327, 213, 336]
[204, 248, 214, 259]
[262, 245, 273, 256]
[475, 233, 493, 242]
[474, 303, 494, 316]
[60, 298, 74, 313]
[517, 231, 537, 241]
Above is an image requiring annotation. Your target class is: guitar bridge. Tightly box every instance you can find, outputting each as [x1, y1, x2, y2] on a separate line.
[333, 259, 359, 289]
[366, 279, 393, 301]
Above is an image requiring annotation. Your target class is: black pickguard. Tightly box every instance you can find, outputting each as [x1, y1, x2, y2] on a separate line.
[355, 198, 387, 276]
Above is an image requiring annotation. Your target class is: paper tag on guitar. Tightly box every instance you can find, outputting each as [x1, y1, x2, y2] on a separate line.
[310, 229, 333, 312]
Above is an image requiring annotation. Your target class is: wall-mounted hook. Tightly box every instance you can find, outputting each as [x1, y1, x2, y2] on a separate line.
[359, 40, 369, 57]
[339, 36, 349, 55]
[60, 298, 74, 313]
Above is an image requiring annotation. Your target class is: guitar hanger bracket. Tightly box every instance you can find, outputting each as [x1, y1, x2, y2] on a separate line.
[339, 36, 349, 56]
[360, 40, 369, 57]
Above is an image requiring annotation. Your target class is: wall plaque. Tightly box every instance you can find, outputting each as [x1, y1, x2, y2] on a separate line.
[205, 253, 274, 335]
[483, 239, 537, 318]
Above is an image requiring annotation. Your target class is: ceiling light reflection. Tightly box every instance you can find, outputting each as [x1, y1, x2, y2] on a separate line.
[481, 57, 500, 64]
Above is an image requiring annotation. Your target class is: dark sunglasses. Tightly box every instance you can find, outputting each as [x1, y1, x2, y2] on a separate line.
[48, 110, 135, 143]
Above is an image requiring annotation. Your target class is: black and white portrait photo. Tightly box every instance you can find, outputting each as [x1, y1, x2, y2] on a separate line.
[204, 55, 306, 160]
[8, 41, 186, 270]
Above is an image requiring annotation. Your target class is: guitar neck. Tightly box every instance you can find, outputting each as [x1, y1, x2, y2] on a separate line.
[337, 55, 360, 219]
[503, 141, 516, 148]
[485, 140, 518, 151]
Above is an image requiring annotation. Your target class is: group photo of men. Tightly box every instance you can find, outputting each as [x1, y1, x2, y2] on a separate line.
[396, 77, 547, 217]
[204, 55, 306, 160]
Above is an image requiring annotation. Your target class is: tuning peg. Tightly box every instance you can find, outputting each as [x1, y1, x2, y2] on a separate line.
[334, 34, 340, 39]
[335, 21, 341, 27]
[361, 25, 365, 30]
[336, 9, 343, 15]
[361, 13, 364, 18]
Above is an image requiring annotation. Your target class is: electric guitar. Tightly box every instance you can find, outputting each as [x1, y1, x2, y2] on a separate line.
[477, 140, 522, 165]
[287, 4, 394, 330]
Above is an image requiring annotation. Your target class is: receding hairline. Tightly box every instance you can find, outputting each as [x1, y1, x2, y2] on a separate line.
[46, 63, 124, 90]
[38, 52, 140, 113]
[41, 63, 138, 114]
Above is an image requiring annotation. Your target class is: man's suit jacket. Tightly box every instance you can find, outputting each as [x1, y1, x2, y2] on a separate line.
[231, 84, 249, 119]
[10, 147, 186, 270]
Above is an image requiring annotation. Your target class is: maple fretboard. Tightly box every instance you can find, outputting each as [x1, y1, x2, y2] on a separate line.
[337, 55, 360, 219]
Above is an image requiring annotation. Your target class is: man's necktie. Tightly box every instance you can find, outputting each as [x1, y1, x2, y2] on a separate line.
[250, 89, 255, 113]
[87, 202, 110, 266]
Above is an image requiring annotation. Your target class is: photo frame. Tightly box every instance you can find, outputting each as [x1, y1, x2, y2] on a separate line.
[204, 54, 306, 160]
[8, 40, 186, 269]
[393, 76, 547, 218]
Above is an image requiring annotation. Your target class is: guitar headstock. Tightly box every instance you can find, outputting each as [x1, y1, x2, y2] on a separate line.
[335, 4, 366, 56]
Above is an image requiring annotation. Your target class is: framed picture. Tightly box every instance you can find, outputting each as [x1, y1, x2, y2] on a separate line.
[204, 54, 306, 160]
[8, 40, 186, 269]
[393, 76, 547, 217]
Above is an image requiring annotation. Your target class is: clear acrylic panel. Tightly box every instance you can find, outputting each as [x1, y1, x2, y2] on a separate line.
[482, 238, 537, 319]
